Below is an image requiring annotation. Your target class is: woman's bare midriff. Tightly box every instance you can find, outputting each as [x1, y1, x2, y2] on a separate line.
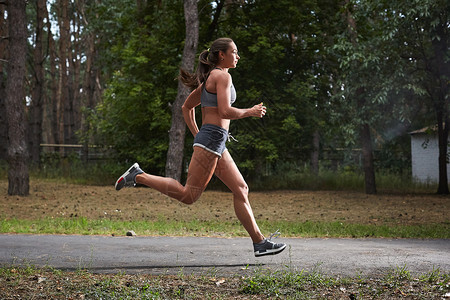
[201, 107, 230, 131]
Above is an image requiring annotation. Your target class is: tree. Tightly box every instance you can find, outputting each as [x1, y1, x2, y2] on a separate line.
[91, 0, 184, 173]
[356, 0, 449, 194]
[45, 2, 60, 149]
[331, 0, 408, 194]
[331, 0, 448, 195]
[79, 0, 103, 163]
[57, 0, 74, 151]
[165, 0, 199, 180]
[340, 0, 377, 194]
[0, 1, 7, 162]
[391, 0, 449, 194]
[6, 0, 29, 195]
[28, 0, 46, 164]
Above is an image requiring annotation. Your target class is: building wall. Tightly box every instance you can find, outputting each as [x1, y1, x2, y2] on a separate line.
[411, 133, 450, 183]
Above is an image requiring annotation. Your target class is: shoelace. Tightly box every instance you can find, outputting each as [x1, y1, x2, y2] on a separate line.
[268, 229, 281, 241]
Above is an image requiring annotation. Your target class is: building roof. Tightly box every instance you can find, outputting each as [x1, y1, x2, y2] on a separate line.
[409, 124, 439, 135]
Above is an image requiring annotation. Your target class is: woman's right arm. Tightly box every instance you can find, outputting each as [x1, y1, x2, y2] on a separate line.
[182, 86, 202, 137]
[216, 73, 266, 120]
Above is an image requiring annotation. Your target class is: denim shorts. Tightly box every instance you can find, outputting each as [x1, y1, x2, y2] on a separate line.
[193, 124, 228, 157]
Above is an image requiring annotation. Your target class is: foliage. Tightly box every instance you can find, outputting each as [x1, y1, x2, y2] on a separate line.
[18, 0, 448, 186]
[327, 0, 448, 193]
[90, 0, 185, 173]
[210, 0, 343, 177]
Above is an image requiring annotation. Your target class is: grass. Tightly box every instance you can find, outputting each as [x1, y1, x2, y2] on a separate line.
[0, 157, 436, 193]
[1, 217, 449, 239]
[0, 263, 448, 299]
[1, 161, 447, 298]
[248, 169, 436, 193]
[239, 264, 450, 299]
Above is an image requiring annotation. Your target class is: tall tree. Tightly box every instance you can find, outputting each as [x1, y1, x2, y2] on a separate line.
[332, 0, 448, 194]
[344, 0, 376, 194]
[165, 0, 199, 180]
[205, 0, 224, 41]
[352, 0, 449, 194]
[331, 0, 399, 194]
[57, 0, 74, 150]
[79, 0, 102, 163]
[29, 0, 47, 164]
[45, 2, 59, 149]
[390, 0, 449, 194]
[70, 1, 82, 143]
[0, 1, 7, 161]
[6, 0, 29, 195]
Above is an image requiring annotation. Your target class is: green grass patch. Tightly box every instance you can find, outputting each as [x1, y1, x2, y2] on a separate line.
[261, 220, 450, 239]
[0, 217, 246, 237]
[240, 267, 338, 297]
[240, 265, 450, 298]
[1, 264, 448, 299]
[1, 217, 448, 239]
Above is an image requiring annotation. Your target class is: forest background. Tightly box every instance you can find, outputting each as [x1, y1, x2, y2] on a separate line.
[1, 0, 448, 196]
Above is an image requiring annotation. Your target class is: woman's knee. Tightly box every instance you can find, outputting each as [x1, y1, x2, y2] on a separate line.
[234, 182, 249, 198]
[180, 185, 203, 205]
[180, 195, 198, 205]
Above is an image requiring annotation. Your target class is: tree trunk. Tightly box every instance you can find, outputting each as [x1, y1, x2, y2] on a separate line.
[310, 129, 319, 175]
[344, 0, 377, 194]
[46, 6, 59, 150]
[6, 0, 29, 196]
[69, 2, 81, 145]
[436, 120, 449, 194]
[80, 1, 99, 163]
[165, 0, 199, 180]
[0, 2, 7, 161]
[58, 0, 72, 153]
[29, 0, 46, 164]
[0, 76, 6, 161]
[205, 0, 224, 41]
[432, 19, 449, 194]
[360, 123, 376, 194]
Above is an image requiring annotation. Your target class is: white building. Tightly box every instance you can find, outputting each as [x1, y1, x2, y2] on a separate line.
[410, 125, 450, 183]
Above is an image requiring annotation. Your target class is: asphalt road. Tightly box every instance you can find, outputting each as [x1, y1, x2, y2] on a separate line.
[0, 234, 448, 277]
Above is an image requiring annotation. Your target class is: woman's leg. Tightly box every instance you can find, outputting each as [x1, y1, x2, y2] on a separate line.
[136, 147, 219, 204]
[214, 150, 264, 243]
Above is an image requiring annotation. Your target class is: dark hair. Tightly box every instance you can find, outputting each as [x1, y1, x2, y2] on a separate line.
[179, 37, 234, 90]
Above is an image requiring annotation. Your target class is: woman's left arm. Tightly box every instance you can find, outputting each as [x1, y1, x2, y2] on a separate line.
[182, 86, 202, 137]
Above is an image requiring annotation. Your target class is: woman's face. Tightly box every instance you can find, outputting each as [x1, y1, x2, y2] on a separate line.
[220, 42, 240, 69]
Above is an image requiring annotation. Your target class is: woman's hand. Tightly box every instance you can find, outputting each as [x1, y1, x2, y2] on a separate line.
[250, 102, 266, 118]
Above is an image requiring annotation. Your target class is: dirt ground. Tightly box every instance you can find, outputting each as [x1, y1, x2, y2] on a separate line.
[1, 180, 449, 299]
[0, 180, 448, 227]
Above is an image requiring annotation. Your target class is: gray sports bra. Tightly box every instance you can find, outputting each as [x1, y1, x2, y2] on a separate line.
[201, 83, 236, 108]
[201, 69, 236, 108]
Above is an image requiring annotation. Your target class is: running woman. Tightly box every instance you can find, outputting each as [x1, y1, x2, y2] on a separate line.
[115, 37, 286, 257]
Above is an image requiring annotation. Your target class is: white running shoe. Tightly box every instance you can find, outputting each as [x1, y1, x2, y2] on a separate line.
[253, 230, 287, 257]
[115, 163, 144, 191]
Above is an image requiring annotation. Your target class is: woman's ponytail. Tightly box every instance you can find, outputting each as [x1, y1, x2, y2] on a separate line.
[179, 38, 233, 90]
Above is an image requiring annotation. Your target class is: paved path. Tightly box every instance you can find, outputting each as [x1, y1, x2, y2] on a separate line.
[0, 234, 448, 277]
